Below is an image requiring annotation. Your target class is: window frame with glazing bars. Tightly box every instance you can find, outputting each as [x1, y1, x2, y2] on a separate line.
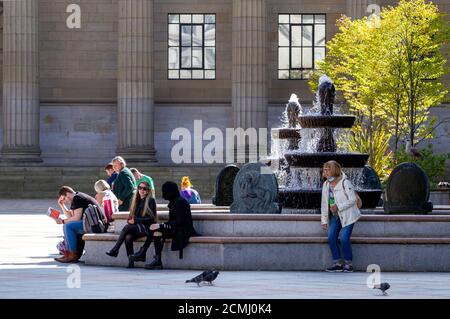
[278, 13, 326, 80]
[167, 13, 216, 80]
[179, 23, 205, 70]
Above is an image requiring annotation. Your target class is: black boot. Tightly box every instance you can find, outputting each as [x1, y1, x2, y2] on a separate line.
[127, 256, 135, 269]
[106, 246, 120, 257]
[144, 255, 162, 270]
[144, 237, 163, 269]
[129, 236, 153, 262]
[129, 246, 147, 262]
[106, 226, 130, 257]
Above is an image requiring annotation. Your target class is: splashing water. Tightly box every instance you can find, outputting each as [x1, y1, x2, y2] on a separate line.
[280, 94, 302, 128]
[344, 168, 365, 190]
[288, 168, 323, 189]
[297, 128, 320, 153]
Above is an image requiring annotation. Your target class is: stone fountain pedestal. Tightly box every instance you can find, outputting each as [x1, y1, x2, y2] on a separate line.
[272, 76, 382, 213]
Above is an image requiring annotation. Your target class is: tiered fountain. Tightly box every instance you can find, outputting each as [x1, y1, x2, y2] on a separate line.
[273, 75, 382, 211]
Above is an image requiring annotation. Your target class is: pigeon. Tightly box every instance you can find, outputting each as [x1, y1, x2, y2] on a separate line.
[406, 140, 423, 159]
[185, 270, 219, 286]
[202, 270, 219, 285]
[373, 282, 390, 295]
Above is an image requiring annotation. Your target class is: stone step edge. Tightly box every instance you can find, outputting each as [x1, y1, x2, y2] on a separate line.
[111, 212, 450, 222]
[82, 234, 450, 245]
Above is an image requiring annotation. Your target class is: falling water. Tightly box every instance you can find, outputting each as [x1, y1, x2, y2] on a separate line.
[298, 128, 320, 153]
[344, 168, 365, 190]
[288, 168, 323, 189]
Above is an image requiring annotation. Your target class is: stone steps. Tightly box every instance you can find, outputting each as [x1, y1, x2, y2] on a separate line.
[0, 165, 222, 199]
[83, 213, 450, 271]
[111, 213, 450, 238]
[83, 233, 450, 271]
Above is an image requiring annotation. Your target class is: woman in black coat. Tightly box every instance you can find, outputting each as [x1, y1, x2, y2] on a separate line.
[106, 181, 156, 268]
[130, 181, 197, 269]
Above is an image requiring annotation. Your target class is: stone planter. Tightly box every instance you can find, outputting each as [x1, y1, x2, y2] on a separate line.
[430, 189, 450, 205]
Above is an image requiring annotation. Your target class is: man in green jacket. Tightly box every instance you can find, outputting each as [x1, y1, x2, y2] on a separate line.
[111, 156, 136, 211]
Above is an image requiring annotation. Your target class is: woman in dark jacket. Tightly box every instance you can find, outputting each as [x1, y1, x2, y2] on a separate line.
[111, 156, 136, 211]
[106, 181, 156, 268]
[130, 181, 197, 270]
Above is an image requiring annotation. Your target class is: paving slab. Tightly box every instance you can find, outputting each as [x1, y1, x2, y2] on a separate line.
[0, 212, 449, 298]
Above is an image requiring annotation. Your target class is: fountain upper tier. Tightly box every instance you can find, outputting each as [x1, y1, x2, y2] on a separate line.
[284, 151, 369, 168]
[271, 128, 301, 139]
[299, 115, 356, 128]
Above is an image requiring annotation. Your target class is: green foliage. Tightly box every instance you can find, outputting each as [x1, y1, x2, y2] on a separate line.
[339, 121, 394, 181]
[311, 0, 449, 179]
[381, 0, 449, 146]
[396, 144, 450, 187]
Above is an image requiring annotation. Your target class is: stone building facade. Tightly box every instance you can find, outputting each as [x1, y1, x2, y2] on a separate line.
[0, 0, 448, 198]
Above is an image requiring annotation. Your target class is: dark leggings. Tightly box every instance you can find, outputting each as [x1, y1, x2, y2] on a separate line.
[116, 224, 147, 256]
[141, 227, 172, 256]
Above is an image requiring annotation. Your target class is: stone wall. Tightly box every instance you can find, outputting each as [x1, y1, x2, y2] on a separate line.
[39, 0, 118, 103]
[36, 0, 355, 104]
[0, 0, 448, 192]
[0, 101, 448, 174]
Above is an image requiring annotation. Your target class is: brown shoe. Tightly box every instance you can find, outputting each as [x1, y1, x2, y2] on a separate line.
[55, 251, 79, 263]
[55, 252, 68, 262]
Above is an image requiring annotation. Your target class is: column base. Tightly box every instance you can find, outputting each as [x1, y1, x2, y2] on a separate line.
[116, 147, 158, 164]
[0, 146, 43, 163]
[233, 144, 267, 164]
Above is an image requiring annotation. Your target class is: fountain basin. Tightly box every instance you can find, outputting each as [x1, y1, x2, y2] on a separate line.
[299, 115, 356, 128]
[271, 128, 301, 139]
[279, 188, 382, 209]
[284, 152, 369, 168]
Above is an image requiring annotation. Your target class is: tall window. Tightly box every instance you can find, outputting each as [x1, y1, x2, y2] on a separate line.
[278, 14, 326, 79]
[168, 14, 216, 80]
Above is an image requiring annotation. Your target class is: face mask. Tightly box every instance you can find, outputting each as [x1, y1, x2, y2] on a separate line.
[328, 176, 335, 182]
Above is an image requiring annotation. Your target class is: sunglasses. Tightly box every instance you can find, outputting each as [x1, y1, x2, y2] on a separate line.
[138, 186, 150, 191]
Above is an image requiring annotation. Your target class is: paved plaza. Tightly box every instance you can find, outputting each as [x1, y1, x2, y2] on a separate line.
[0, 200, 449, 299]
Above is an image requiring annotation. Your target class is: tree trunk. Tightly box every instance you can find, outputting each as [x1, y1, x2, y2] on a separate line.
[394, 98, 400, 164]
[369, 107, 374, 167]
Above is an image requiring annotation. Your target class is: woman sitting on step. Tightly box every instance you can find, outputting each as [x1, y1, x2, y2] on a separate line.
[106, 181, 157, 268]
[130, 181, 198, 270]
[321, 160, 361, 273]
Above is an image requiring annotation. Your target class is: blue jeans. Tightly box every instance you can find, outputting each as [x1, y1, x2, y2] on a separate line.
[327, 215, 355, 262]
[63, 221, 85, 252]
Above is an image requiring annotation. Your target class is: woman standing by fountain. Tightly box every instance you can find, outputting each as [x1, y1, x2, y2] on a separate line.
[321, 161, 361, 272]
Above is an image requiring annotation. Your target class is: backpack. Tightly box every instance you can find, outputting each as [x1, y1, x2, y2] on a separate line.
[83, 204, 109, 233]
[343, 179, 363, 209]
[103, 197, 115, 223]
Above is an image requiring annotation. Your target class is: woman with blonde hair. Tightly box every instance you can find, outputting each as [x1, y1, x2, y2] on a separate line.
[321, 160, 361, 272]
[111, 156, 136, 211]
[94, 179, 119, 222]
[180, 176, 201, 204]
[106, 181, 157, 268]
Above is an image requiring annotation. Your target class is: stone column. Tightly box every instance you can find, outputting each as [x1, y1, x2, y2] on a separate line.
[346, 0, 380, 20]
[2, 0, 41, 162]
[117, 0, 157, 162]
[232, 0, 268, 162]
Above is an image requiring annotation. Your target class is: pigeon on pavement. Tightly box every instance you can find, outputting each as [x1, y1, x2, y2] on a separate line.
[202, 270, 219, 285]
[373, 282, 390, 295]
[186, 270, 219, 286]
